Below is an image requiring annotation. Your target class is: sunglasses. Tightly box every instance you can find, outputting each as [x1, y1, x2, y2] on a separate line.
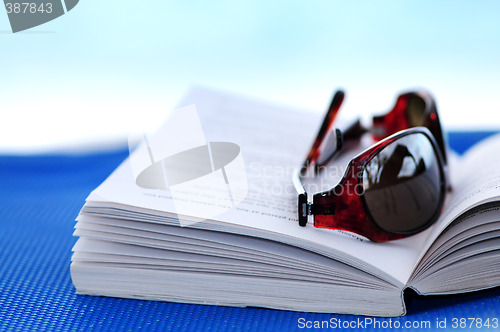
[293, 90, 448, 242]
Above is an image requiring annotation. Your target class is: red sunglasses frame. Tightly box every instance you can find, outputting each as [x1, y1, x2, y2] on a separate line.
[294, 127, 447, 242]
[294, 89, 449, 242]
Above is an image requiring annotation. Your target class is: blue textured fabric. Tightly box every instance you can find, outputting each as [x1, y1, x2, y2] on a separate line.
[1, 132, 499, 332]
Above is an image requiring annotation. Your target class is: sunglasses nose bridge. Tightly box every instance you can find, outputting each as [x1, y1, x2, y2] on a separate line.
[373, 92, 432, 140]
[372, 95, 409, 140]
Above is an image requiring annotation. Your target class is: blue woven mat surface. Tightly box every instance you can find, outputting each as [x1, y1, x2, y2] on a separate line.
[1, 132, 499, 331]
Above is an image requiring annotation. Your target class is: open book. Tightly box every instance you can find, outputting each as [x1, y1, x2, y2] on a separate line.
[71, 87, 500, 317]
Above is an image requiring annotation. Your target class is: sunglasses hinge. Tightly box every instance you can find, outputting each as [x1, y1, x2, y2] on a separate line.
[307, 203, 313, 216]
[298, 194, 312, 226]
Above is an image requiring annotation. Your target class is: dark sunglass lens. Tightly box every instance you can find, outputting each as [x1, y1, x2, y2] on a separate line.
[362, 133, 443, 233]
[406, 95, 426, 127]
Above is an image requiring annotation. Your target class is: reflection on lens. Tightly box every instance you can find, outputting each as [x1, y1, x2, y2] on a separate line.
[362, 133, 442, 233]
[406, 95, 426, 127]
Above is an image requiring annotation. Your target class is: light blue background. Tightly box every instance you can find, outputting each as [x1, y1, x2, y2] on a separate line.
[1, 0, 499, 151]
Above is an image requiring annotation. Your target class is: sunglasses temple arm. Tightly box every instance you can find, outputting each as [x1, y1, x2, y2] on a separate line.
[296, 89, 345, 227]
[315, 119, 368, 170]
[315, 128, 343, 172]
[303, 90, 345, 167]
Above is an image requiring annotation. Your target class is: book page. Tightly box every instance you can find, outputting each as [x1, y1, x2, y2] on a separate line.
[85, 87, 446, 285]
